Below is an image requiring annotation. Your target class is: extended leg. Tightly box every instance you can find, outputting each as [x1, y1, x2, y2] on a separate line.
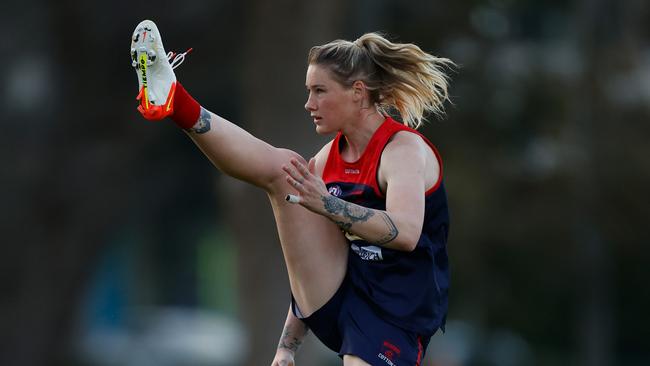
[187, 108, 349, 315]
[131, 20, 349, 316]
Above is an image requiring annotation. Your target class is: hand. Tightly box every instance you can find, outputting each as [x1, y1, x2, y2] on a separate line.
[283, 158, 329, 214]
[271, 348, 295, 366]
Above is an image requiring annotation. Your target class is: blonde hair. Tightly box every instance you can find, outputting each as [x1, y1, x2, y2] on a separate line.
[308, 32, 455, 129]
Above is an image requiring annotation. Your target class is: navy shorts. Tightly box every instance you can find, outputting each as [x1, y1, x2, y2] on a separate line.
[291, 275, 430, 366]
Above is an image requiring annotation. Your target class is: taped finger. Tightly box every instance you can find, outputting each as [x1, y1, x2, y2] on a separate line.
[285, 194, 300, 203]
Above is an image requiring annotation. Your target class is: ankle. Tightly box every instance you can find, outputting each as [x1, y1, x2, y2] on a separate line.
[171, 82, 201, 129]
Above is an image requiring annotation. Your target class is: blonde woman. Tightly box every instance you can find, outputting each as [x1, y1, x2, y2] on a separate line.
[131, 19, 453, 366]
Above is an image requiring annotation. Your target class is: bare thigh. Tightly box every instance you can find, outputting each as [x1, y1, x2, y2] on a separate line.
[267, 150, 349, 316]
[343, 355, 372, 366]
[188, 111, 349, 316]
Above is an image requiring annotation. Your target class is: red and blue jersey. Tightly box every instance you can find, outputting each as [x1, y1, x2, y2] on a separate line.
[322, 117, 450, 336]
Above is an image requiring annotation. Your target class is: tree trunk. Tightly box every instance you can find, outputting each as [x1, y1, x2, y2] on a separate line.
[231, 1, 344, 365]
[570, 0, 619, 365]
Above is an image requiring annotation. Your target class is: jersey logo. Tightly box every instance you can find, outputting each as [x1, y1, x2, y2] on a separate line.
[378, 353, 396, 366]
[351, 243, 383, 261]
[328, 185, 342, 197]
[344, 168, 360, 174]
[378, 341, 401, 364]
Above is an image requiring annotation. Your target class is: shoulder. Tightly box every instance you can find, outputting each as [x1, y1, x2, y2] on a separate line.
[383, 130, 429, 162]
[378, 130, 439, 191]
[379, 131, 428, 182]
[312, 139, 336, 176]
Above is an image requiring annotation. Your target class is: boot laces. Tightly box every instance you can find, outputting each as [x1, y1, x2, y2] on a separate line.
[167, 48, 193, 70]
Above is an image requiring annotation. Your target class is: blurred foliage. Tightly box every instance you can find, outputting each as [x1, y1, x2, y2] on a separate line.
[0, 0, 648, 365]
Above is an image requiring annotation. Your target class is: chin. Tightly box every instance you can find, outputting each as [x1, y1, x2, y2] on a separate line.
[315, 125, 332, 135]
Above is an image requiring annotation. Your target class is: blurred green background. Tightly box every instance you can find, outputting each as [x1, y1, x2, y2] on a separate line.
[1, 0, 648, 365]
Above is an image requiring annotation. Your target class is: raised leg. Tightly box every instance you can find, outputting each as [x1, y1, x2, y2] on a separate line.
[131, 19, 348, 317]
[189, 109, 349, 316]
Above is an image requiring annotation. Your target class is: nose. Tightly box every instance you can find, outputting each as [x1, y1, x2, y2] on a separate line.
[304, 93, 316, 112]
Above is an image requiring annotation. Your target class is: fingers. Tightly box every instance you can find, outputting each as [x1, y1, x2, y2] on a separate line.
[282, 159, 314, 206]
[286, 175, 304, 191]
[271, 354, 295, 366]
[282, 164, 305, 184]
[285, 194, 300, 204]
[280, 359, 294, 366]
[291, 159, 311, 177]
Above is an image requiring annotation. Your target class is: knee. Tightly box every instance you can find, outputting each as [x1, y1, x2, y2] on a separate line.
[267, 148, 306, 193]
[279, 148, 308, 165]
[343, 355, 372, 366]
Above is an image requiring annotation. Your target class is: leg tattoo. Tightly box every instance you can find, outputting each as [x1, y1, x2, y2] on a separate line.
[186, 107, 211, 134]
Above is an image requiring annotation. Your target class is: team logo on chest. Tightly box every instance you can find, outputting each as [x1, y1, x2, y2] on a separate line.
[328, 185, 342, 197]
[351, 243, 383, 261]
[344, 168, 360, 175]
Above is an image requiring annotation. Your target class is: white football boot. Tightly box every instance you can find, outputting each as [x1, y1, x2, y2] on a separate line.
[131, 20, 191, 120]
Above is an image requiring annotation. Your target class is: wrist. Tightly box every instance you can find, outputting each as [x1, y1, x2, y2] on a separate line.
[321, 194, 344, 216]
[277, 333, 303, 355]
[277, 345, 297, 356]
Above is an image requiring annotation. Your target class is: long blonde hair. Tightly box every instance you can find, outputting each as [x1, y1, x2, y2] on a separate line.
[308, 32, 454, 129]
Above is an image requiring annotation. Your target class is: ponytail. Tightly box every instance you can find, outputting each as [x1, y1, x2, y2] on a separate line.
[308, 32, 455, 129]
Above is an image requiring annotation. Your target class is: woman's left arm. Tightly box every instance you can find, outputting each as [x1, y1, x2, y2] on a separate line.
[283, 133, 435, 252]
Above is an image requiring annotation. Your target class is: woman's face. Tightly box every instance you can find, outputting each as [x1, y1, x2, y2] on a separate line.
[304, 64, 358, 135]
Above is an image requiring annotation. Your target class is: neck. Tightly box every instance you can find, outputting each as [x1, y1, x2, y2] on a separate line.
[340, 107, 386, 161]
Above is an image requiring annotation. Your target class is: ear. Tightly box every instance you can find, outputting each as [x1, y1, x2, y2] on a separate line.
[351, 80, 366, 102]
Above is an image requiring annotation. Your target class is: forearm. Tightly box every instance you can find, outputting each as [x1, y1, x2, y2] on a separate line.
[277, 306, 309, 355]
[185, 107, 288, 189]
[320, 195, 417, 251]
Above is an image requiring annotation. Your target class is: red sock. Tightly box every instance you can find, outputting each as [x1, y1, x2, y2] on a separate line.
[171, 82, 201, 129]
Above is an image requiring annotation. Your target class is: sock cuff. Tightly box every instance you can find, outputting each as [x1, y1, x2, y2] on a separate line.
[171, 82, 201, 129]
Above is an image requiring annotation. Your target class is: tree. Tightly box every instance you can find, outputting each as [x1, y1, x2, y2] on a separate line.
[232, 1, 344, 365]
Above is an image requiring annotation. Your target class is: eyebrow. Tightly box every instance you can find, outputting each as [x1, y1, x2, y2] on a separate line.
[306, 84, 326, 89]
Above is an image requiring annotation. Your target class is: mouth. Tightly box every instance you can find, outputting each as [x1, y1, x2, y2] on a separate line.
[312, 115, 323, 123]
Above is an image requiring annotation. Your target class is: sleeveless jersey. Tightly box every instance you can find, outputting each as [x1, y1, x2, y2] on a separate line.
[322, 117, 450, 336]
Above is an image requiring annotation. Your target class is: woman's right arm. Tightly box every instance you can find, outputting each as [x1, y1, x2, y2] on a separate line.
[271, 306, 309, 366]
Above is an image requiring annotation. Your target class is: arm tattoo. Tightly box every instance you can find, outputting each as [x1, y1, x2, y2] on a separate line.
[343, 202, 375, 223]
[322, 196, 398, 244]
[322, 195, 346, 215]
[322, 196, 375, 223]
[278, 325, 305, 353]
[373, 212, 399, 245]
[323, 196, 375, 232]
[186, 107, 211, 134]
[333, 220, 352, 231]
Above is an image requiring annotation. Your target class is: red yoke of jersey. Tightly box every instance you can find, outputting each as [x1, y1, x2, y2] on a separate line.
[322, 116, 443, 199]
